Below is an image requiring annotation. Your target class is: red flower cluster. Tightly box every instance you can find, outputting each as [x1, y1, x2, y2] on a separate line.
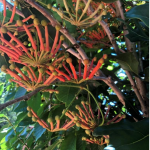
[0, 1, 68, 91]
[0, 1, 108, 92]
[26, 100, 125, 145]
[65, 101, 126, 131]
[55, 54, 107, 84]
[27, 106, 75, 132]
[86, 28, 107, 41]
[78, 28, 108, 48]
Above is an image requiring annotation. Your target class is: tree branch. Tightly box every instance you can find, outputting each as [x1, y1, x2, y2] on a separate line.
[0, 86, 46, 111]
[125, 72, 148, 117]
[62, 42, 82, 60]
[99, 20, 120, 54]
[115, 1, 132, 52]
[93, 76, 125, 105]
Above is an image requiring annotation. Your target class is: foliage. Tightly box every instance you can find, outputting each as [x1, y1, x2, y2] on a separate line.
[0, 0, 149, 150]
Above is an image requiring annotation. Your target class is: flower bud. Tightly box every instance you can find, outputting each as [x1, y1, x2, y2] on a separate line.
[47, 117, 53, 123]
[16, 20, 23, 26]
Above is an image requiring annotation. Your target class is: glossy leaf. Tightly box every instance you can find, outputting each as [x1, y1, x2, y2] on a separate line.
[61, 132, 76, 150]
[14, 87, 27, 99]
[47, 139, 63, 150]
[125, 19, 149, 42]
[93, 119, 149, 150]
[4, 91, 16, 102]
[13, 101, 28, 112]
[56, 86, 79, 106]
[125, 4, 149, 27]
[14, 112, 27, 126]
[116, 52, 139, 75]
[34, 123, 46, 141]
[27, 92, 42, 112]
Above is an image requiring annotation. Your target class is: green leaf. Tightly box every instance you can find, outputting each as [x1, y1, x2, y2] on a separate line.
[76, 135, 86, 150]
[47, 139, 63, 150]
[14, 87, 26, 99]
[14, 112, 27, 126]
[5, 129, 15, 142]
[84, 47, 98, 53]
[4, 91, 16, 102]
[63, 20, 77, 34]
[27, 92, 42, 112]
[125, 19, 148, 42]
[4, 9, 20, 22]
[56, 86, 79, 106]
[26, 137, 34, 148]
[125, 4, 149, 27]
[116, 52, 139, 75]
[34, 123, 46, 141]
[93, 119, 149, 150]
[56, 0, 64, 6]
[90, 144, 105, 150]
[0, 114, 8, 119]
[18, 117, 32, 126]
[13, 101, 28, 112]
[61, 132, 76, 150]
[0, 124, 9, 141]
[8, 136, 18, 148]
[51, 11, 62, 22]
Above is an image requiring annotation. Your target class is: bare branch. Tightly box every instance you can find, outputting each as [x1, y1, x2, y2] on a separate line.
[0, 86, 46, 111]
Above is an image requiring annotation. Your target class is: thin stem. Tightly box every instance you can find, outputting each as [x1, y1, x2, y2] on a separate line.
[83, 87, 104, 126]
[87, 84, 90, 104]
[60, 89, 82, 119]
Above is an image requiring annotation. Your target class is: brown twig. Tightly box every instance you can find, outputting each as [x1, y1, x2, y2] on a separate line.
[0, 86, 46, 111]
